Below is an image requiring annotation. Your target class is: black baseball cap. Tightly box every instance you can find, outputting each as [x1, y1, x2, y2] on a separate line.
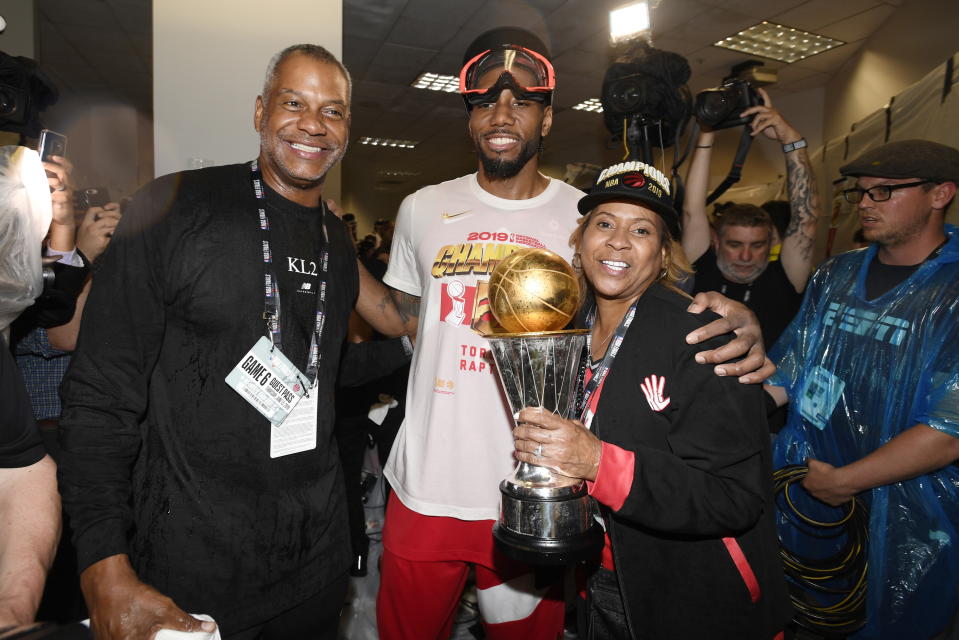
[578, 161, 680, 239]
[840, 139, 959, 184]
[462, 27, 551, 67]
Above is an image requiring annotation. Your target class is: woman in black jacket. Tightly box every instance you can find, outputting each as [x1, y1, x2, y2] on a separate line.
[513, 161, 791, 639]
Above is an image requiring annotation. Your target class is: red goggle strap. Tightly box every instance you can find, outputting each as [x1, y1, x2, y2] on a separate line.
[458, 46, 555, 95]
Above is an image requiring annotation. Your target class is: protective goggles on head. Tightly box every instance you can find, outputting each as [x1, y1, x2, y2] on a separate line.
[459, 45, 555, 107]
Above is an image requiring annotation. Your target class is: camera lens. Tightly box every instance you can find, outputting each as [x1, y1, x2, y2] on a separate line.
[611, 81, 644, 114]
[0, 87, 13, 116]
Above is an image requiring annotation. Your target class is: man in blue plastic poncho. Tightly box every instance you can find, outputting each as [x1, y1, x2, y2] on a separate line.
[765, 139, 959, 639]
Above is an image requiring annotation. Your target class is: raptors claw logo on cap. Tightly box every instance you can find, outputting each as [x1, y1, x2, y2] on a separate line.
[623, 172, 646, 189]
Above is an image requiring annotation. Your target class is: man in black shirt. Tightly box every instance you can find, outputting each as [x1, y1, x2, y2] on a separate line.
[58, 45, 365, 639]
[684, 89, 820, 347]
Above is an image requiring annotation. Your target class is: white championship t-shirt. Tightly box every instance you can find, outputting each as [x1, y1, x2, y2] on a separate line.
[383, 173, 583, 521]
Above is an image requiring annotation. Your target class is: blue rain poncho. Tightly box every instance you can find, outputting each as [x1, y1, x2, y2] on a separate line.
[770, 224, 959, 639]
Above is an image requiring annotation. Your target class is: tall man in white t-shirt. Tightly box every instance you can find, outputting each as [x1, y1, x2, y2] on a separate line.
[353, 27, 773, 640]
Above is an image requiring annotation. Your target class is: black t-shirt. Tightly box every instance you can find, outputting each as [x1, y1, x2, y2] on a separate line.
[692, 248, 803, 347]
[865, 258, 919, 300]
[0, 343, 44, 468]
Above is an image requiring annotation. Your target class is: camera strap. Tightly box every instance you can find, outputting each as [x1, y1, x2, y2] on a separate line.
[706, 126, 754, 205]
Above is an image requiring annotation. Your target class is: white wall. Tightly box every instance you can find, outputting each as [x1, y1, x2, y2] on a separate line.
[0, 0, 35, 58]
[824, 0, 959, 141]
[153, 0, 343, 200]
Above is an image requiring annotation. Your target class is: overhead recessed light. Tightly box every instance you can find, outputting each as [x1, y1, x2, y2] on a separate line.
[411, 72, 459, 93]
[572, 98, 604, 113]
[609, 1, 650, 44]
[358, 137, 418, 149]
[714, 21, 843, 64]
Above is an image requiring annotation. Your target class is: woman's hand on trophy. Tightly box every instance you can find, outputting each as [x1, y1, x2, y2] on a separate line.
[514, 407, 602, 481]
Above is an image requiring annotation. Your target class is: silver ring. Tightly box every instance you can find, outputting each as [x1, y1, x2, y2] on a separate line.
[534, 444, 543, 457]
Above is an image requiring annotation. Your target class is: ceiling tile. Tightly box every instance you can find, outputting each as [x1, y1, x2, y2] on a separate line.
[344, 36, 385, 79]
[658, 6, 757, 46]
[364, 43, 438, 85]
[344, 0, 407, 41]
[770, 0, 884, 31]
[389, 17, 460, 50]
[791, 38, 863, 72]
[696, 0, 807, 19]
[650, 0, 714, 34]
[817, 4, 895, 42]
[403, 0, 486, 23]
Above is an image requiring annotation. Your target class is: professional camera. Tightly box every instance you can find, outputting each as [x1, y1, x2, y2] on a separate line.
[600, 41, 691, 159]
[693, 79, 761, 130]
[0, 52, 58, 137]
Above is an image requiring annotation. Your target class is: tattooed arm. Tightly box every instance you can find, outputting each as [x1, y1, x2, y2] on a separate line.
[355, 259, 419, 338]
[778, 144, 820, 292]
[742, 88, 820, 293]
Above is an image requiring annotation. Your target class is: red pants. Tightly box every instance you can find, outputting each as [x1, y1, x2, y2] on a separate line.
[376, 493, 565, 640]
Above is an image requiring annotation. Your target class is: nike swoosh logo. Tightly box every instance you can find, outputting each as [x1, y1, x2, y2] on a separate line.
[442, 210, 472, 220]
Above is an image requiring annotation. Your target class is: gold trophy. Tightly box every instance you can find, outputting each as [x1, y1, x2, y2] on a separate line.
[479, 248, 603, 564]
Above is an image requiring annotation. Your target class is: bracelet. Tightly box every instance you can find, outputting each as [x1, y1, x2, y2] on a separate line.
[696, 145, 713, 149]
[782, 138, 807, 153]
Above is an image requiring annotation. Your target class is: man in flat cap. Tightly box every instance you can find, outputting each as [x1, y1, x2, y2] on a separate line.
[764, 139, 959, 638]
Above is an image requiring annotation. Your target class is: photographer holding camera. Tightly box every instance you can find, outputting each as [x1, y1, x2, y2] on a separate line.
[683, 87, 820, 348]
[0, 145, 86, 630]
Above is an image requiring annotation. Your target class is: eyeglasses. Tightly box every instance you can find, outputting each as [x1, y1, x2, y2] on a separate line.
[842, 180, 932, 204]
[459, 45, 554, 104]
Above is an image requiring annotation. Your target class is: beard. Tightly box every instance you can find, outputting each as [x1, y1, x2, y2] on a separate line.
[861, 208, 933, 247]
[477, 132, 541, 180]
[715, 254, 767, 284]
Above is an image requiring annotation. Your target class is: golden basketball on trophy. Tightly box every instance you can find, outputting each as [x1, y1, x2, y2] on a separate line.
[488, 248, 580, 333]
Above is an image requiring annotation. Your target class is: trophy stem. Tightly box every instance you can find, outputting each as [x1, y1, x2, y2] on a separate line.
[486, 331, 604, 565]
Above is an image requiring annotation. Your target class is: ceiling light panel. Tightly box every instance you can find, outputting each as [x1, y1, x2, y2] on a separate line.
[714, 22, 844, 64]
[358, 137, 419, 149]
[572, 98, 604, 113]
[411, 72, 459, 93]
[610, 2, 650, 44]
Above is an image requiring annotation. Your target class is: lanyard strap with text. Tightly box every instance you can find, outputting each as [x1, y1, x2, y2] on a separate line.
[578, 301, 637, 430]
[252, 160, 329, 386]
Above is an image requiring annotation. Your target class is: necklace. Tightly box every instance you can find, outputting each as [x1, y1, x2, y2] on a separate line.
[590, 325, 615, 360]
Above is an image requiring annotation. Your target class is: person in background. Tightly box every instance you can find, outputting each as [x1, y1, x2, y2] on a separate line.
[683, 88, 820, 348]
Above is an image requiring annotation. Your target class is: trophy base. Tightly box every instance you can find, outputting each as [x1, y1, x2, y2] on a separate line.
[494, 479, 605, 565]
[493, 520, 605, 565]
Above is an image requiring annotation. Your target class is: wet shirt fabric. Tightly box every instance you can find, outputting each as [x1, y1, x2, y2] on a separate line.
[57, 163, 358, 634]
[770, 225, 959, 639]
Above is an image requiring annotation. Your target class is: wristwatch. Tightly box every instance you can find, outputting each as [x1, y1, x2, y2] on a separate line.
[782, 138, 807, 153]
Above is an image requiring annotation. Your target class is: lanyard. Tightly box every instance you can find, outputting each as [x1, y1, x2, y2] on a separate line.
[252, 160, 329, 386]
[577, 300, 638, 430]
